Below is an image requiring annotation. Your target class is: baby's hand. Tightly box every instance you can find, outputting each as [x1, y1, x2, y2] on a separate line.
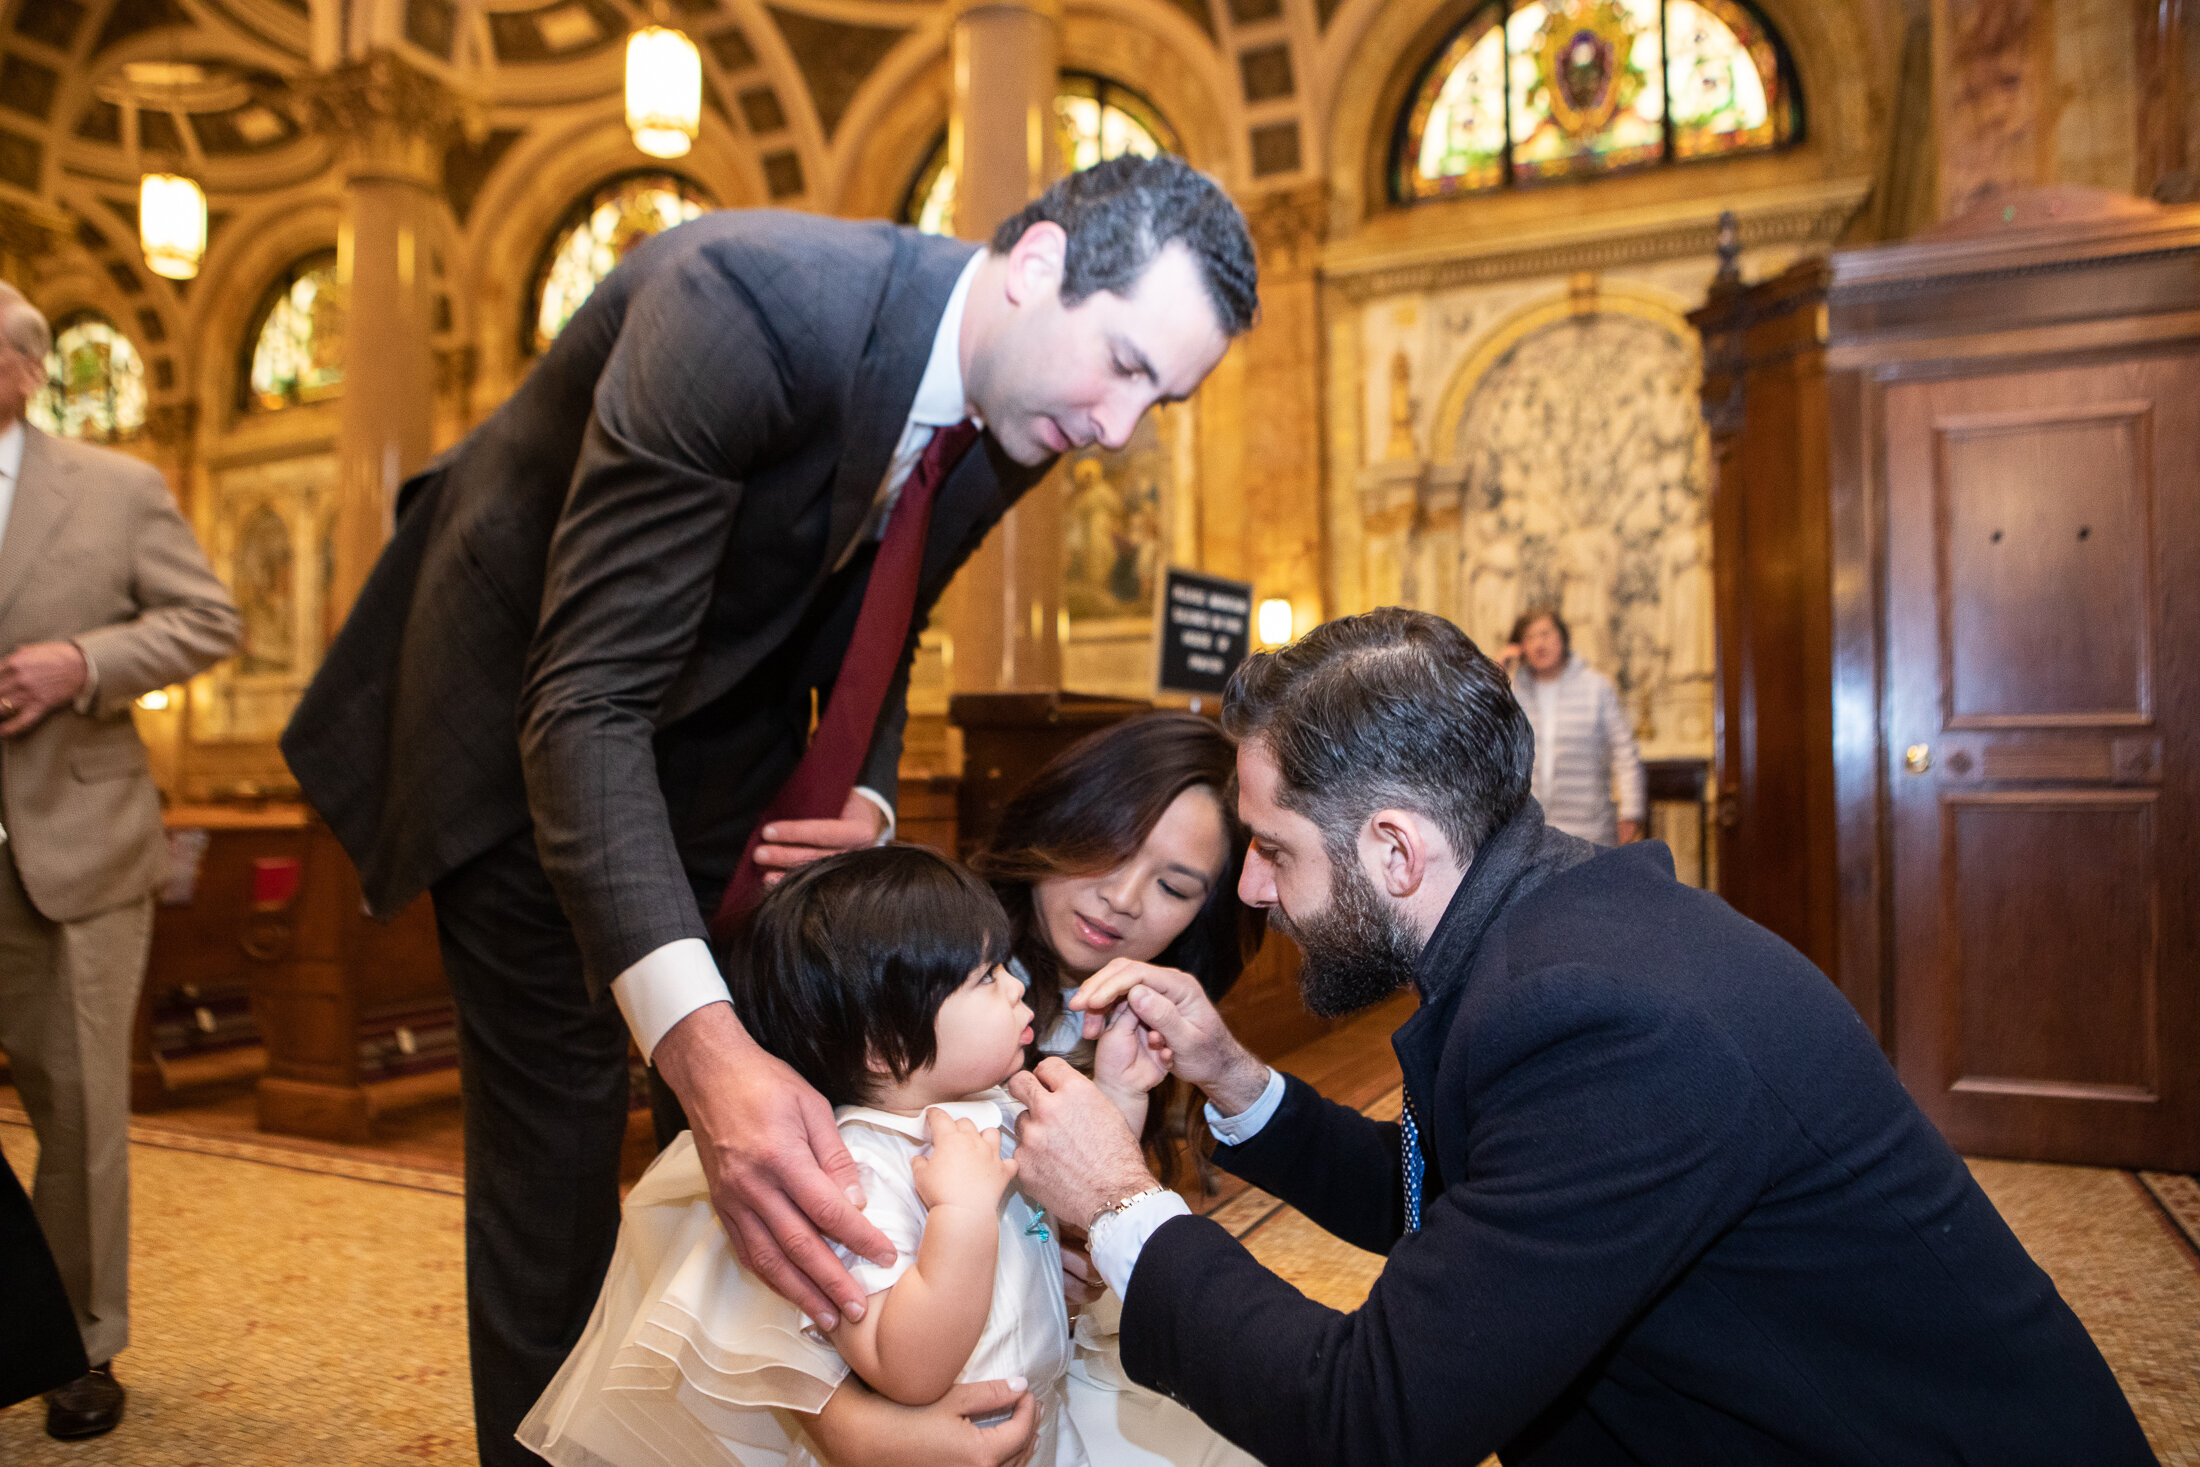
[1093, 1004, 1169, 1097]
[911, 1110, 1016, 1215]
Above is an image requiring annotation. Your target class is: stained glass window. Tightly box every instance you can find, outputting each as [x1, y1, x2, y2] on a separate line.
[28, 314, 147, 442]
[904, 74, 1179, 236]
[530, 173, 715, 354]
[1665, 0, 1789, 157]
[246, 254, 344, 411]
[1394, 0, 1798, 200]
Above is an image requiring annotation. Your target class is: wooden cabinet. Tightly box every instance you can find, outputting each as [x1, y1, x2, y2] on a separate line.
[1693, 190, 2200, 1171]
[1689, 261, 1843, 987]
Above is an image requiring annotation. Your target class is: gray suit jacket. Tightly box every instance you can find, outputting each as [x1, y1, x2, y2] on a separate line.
[0, 426, 239, 921]
[283, 212, 1051, 992]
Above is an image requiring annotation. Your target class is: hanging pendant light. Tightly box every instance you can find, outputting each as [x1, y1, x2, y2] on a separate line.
[626, 25, 701, 159]
[140, 171, 207, 280]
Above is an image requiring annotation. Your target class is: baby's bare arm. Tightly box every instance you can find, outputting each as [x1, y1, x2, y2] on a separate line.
[830, 1113, 1014, 1406]
[831, 1201, 1001, 1405]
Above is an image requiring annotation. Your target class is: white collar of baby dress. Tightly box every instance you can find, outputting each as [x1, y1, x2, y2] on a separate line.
[833, 1088, 1024, 1141]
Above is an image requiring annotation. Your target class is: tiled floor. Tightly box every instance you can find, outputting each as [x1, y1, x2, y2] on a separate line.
[3, 995, 2196, 1465]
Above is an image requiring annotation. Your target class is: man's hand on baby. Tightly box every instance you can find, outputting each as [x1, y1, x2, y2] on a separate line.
[912, 1110, 1016, 1215]
[1007, 1059, 1157, 1229]
[1070, 959, 1269, 1114]
[652, 1002, 896, 1332]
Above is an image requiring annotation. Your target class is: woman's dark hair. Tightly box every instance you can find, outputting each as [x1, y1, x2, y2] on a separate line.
[970, 712, 1261, 1183]
[1507, 605, 1571, 656]
[729, 845, 1013, 1108]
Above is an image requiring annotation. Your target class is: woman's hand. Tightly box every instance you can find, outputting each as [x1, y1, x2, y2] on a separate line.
[1070, 959, 1269, 1116]
[912, 1110, 1016, 1216]
[1093, 1004, 1169, 1097]
[1496, 641, 1524, 676]
[807, 1375, 1039, 1467]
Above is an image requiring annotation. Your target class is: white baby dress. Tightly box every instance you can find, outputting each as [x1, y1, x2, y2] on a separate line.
[516, 1091, 1084, 1467]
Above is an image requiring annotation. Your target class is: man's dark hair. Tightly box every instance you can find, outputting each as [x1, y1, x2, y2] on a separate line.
[1222, 608, 1534, 865]
[1508, 605, 1571, 656]
[729, 845, 1013, 1108]
[991, 154, 1258, 336]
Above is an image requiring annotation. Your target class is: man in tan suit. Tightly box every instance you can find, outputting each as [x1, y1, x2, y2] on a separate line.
[0, 283, 238, 1440]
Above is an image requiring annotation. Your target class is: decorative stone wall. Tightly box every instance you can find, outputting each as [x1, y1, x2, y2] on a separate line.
[1330, 247, 1818, 760]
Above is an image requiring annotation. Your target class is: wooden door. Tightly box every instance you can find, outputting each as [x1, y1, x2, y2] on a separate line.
[1883, 353, 2200, 1170]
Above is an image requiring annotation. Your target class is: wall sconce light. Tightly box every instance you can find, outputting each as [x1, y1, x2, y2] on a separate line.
[1257, 598, 1294, 647]
[136, 687, 173, 711]
[626, 25, 702, 159]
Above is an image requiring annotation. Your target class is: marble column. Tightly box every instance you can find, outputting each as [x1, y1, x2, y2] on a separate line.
[939, 0, 1063, 692]
[305, 52, 459, 640]
[1236, 183, 1328, 638]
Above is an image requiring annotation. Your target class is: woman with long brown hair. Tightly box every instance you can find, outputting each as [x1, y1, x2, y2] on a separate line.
[971, 711, 1265, 1467]
[969, 711, 1260, 1183]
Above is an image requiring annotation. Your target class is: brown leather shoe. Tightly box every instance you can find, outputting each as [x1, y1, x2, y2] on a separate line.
[44, 1362, 125, 1440]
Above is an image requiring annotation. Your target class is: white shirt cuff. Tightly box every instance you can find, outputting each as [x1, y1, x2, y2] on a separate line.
[612, 938, 730, 1062]
[71, 641, 101, 715]
[851, 785, 897, 843]
[1088, 1189, 1192, 1299]
[1203, 1066, 1284, 1146]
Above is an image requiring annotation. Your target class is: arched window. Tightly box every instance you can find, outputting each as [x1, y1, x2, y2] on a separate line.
[28, 313, 147, 442]
[1394, 0, 1799, 201]
[903, 74, 1179, 237]
[244, 253, 344, 411]
[529, 172, 715, 355]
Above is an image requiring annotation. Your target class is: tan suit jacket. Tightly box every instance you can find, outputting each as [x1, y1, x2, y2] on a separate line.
[0, 425, 239, 923]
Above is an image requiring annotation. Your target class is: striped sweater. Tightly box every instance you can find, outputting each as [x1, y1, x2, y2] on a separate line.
[1512, 657, 1645, 846]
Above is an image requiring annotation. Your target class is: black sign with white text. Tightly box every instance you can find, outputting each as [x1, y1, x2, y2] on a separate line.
[1157, 567, 1253, 696]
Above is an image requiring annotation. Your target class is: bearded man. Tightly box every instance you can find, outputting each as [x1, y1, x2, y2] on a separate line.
[1011, 607, 2155, 1467]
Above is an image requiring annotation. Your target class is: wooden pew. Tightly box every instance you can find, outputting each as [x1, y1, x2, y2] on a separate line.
[137, 802, 459, 1140]
[130, 805, 307, 1110]
[249, 819, 457, 1143]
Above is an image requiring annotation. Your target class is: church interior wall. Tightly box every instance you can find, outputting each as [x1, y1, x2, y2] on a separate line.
[0, 0, 2184, 798]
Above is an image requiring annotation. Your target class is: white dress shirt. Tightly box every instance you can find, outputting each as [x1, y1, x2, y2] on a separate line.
[0, 418, 104, 714]
[612, 249, 985, 1061]
[1085, 1066, 1287, 1296]
[0, 417, 23, 558]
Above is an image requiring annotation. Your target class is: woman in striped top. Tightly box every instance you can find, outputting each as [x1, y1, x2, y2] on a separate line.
[1500, 608, 1646, 847]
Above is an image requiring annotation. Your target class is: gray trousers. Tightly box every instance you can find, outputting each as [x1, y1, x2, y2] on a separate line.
[0, 833, 150, 1367]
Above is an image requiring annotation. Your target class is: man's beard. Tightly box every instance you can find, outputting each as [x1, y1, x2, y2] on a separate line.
[1268, 854, 1422, 1019]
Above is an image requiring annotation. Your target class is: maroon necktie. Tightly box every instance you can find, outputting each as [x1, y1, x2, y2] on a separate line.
[711, 419, 981, 942]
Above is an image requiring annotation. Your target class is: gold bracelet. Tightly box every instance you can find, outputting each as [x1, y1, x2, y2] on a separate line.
[1090, 1183, 1169, 1232]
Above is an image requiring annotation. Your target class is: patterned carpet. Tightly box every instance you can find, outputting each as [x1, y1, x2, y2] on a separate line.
[3, 1105, 2197, 1466]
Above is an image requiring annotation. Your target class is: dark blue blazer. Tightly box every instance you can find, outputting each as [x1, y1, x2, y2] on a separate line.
[1121, 803, 2155, 1466]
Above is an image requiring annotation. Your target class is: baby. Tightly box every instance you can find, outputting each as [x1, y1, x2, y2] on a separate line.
[518, 844, 1166, 1467]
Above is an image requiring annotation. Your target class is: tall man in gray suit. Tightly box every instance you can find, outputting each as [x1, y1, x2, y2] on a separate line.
[0, 283, 241, 1441]
[283, 156, 1257, 1463]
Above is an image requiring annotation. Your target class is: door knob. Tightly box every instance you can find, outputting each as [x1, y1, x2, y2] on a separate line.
[1904, 743, 1932, 774]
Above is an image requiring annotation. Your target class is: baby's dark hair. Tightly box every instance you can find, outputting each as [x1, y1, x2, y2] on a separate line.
[728, 845, 1014, 1108]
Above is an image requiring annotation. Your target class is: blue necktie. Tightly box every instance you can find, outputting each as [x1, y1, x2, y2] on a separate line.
[1401, 1094, 1427, 1235]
